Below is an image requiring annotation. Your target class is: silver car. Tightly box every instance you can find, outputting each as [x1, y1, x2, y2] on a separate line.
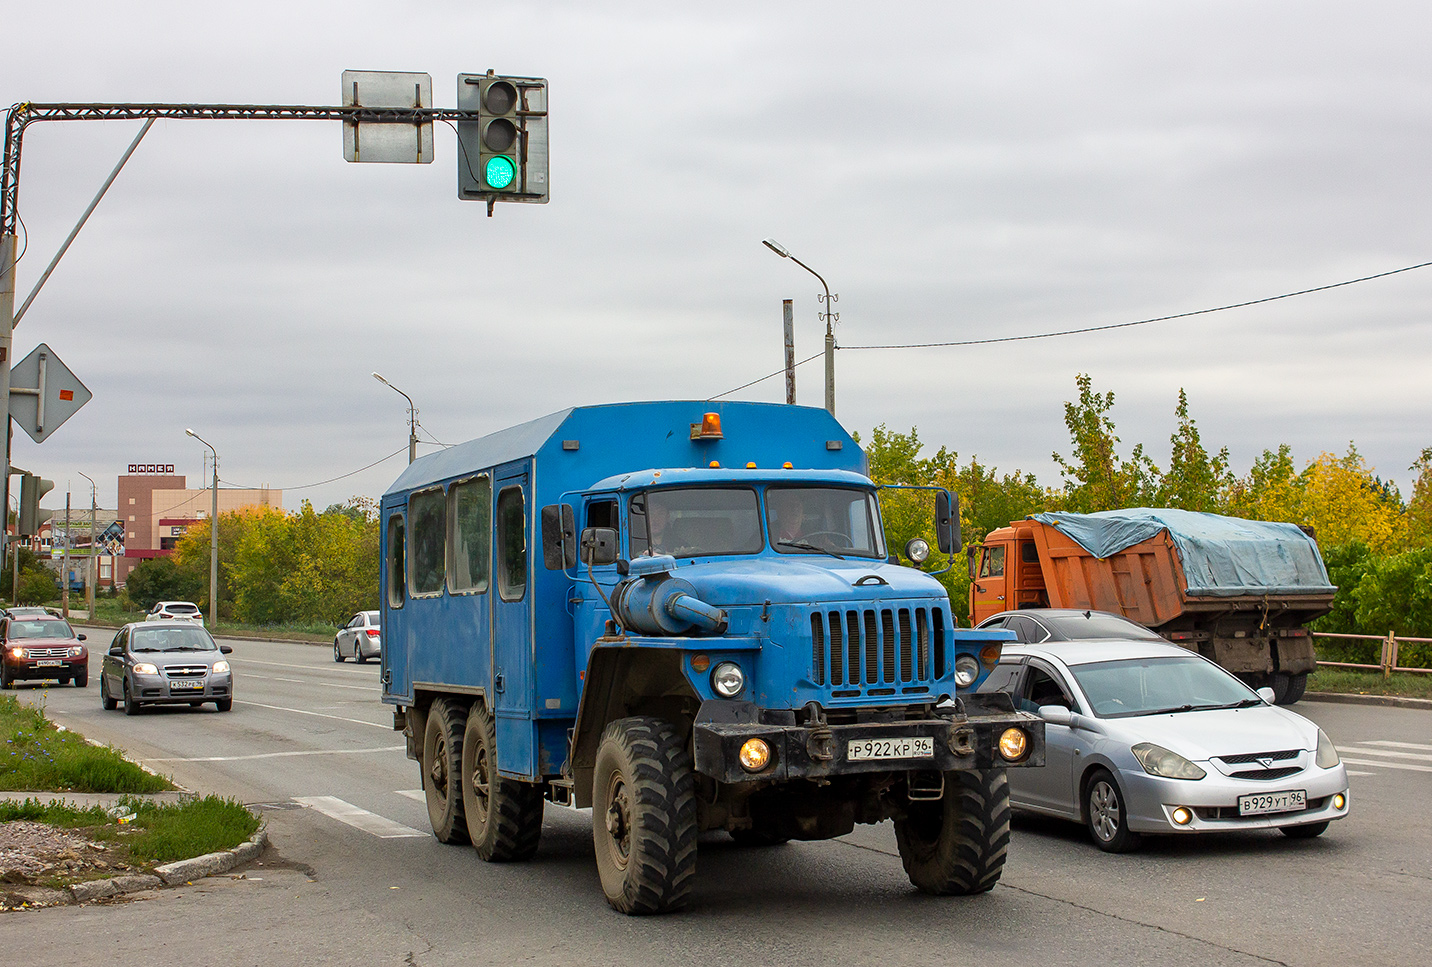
[978, 633, 1349, 851]
[100, 621, 234, 714]
[333, 610, 381, 663]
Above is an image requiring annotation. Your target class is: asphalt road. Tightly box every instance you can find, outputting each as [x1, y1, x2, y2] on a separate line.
[2, 630, 1428, 967]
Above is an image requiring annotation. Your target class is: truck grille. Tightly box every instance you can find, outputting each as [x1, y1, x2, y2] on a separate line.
[810, 607, 945, 692]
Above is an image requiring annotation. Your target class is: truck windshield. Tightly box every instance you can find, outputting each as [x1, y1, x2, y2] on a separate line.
[767, 486, 885, 559]
[630, 488, 764, 558]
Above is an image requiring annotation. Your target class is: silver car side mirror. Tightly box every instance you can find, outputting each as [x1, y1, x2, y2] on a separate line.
[1256, 686, 1276, 704]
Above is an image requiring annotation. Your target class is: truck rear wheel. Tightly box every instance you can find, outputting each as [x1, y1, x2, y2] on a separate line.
[894, 768, 1010, 895]
[422, 699, 470, 845]
[1283, 672, 1308, 704]
[592, 716, 697, 915]
[461, 701, 543, 861]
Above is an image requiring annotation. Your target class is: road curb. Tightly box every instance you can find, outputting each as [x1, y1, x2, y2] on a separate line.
[68, 825, 267, 904]
[1303, 691, 1432, 710]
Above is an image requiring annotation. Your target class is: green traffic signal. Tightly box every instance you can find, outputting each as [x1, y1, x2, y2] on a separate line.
[484, 155, 516, 190]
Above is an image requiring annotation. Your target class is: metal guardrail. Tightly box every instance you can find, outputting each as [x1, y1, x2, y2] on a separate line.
[1313, 631, 1432, 678]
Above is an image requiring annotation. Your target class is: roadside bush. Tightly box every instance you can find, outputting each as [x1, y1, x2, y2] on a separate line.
[125, 557, 201, 611]
[16, 570, 58, 606]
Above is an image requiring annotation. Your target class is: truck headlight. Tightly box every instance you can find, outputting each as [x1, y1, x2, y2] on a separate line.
[1132, 742, 1206, 780]
[998, 728, 1029, 761]
[953, 654, 980, 687]
[904, 538, 930, 564]
[1315, 730, 1340, 769]
[711, 661, 745, 698]
[133, 662, 159, 676]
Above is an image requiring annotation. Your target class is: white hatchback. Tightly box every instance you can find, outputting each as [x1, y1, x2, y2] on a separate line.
[145, 601, 204, 622]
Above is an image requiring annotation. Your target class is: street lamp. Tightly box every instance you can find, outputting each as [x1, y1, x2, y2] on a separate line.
[77, 470, 96, 619]
[372, 372, 419, 464]
[184, 428, 219, 629]
[762, 238, 838, 416]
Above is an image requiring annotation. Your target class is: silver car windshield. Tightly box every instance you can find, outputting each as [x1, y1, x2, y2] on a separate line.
[766, 486, 885, 559]
[1069, 655, 1260, 718]
[130, 627, 218, 653]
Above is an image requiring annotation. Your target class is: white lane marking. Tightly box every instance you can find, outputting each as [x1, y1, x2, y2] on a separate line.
[1362, 740, 1432, 752]
[395, 789, 425, 803]
[1337, 746, 1432, 762]
[256, 675, 377, 692]
[234, 699, 390, 730]
[1340, 757, 1432, 773]
[147, 746, 405, 763]
[1346, 770, 1375, 776]
[235, 657, 378, 673]
[293, 796, 427, 839]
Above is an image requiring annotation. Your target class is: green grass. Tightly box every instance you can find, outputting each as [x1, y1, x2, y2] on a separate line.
[1307, 667, 1432, 700]
[0, 694, 173, 793]
[78, 599, 338, 641]
[0, 794, 260, 866]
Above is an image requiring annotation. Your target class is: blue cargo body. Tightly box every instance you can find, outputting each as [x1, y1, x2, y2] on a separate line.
[379, 400, 1043, 913]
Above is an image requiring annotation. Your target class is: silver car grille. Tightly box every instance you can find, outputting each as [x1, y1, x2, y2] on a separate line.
[164, 664, 209, 677]
[1217, 749, 1300, 765]
[1213, 749, 1304, 781]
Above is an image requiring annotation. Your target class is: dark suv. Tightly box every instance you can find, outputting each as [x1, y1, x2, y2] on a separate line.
[0, 616, 89, 688]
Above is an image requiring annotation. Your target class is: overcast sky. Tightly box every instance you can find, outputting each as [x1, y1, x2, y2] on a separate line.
[3, 1, 1430, 517]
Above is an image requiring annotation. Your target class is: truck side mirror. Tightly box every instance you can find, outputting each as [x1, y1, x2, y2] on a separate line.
[967, 545, 979, 581]
[935, 490, 960, 554]
[580, 527, 618, 566]
[540, 504, 578, 570]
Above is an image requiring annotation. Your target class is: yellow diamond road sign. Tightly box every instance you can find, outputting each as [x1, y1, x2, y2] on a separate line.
[8, 342, 92, 443]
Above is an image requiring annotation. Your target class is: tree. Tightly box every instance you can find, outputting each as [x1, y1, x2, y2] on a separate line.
[1157, 389, 1233, 512]
[125, 557, 201, 610]
[1407, 447, 1432, 547]
[1052, 374, 1160, 512]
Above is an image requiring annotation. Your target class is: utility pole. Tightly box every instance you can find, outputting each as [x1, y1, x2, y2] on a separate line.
[185, 429, 220, 628]
[78, 470, 95, 618]
[783, 300, 796, 405]
[762, 239, 838, 415]
[60, 487, 70, 616]
[372, 372, 419, 463]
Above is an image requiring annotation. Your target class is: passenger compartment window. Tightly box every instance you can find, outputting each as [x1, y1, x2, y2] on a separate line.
[496, 486, 527, 602]
[448, 476, 492, 594]
[386, 514, 406, 608]
[409, 489, 446, 596]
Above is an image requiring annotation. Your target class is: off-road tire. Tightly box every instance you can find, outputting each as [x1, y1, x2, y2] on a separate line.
[1280, 820, 1330, 839]
[1084, 768, 1142, 853]
[423, 698, 470, 844]
[894, 768, 1010, 894]
[461, 701, 543, 861]
[101, 676, 118, 710]
[592, 716, 698, 915]
[1283, 672, 1308, 704]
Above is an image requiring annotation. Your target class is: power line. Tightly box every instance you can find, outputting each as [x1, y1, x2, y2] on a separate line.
[708, 351, 825, 401]
[839, 259, 1432, 351]
[219, 445, 407, 494]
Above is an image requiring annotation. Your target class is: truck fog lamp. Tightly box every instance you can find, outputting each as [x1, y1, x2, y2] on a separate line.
[739, 738, 771, 772]
[133, 662, 159, 676]
[1315, 730, 1340, 769]
[998, 728, 1028, 761]
[953, 654, 980, 687]
[712, 661, 745, 698]
[1333, 793, 1346, 810]
[1171, 807, 1193, 826]
[904, 538, 930, 564]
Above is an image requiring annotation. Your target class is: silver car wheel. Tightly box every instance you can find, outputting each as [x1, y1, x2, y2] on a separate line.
[1089, 779, 1121, 842]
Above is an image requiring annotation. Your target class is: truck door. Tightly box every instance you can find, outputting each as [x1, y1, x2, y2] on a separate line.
[493, 469, 535, 778]
[971, 543, 1008, 621]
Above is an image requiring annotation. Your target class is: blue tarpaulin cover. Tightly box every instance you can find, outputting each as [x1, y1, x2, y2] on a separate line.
[1027, 508, 1335, 598]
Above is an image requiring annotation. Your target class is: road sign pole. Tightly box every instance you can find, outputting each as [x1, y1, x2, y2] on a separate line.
[1, 234, 16, 558]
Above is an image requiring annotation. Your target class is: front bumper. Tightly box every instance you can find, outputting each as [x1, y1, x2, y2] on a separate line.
[4, 657, 87, 681]
[693, 696, 1045, 783]
[1122, 763, 1350, 833]
[132, 673, 232, 704]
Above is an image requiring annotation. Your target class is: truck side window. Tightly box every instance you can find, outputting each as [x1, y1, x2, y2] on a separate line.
[979, 545, 1005, 578]
[1021, 541, 1039, 563]
[386, 514, 405, 608]
[628, 494, 651, 556]
[448, 477, 491, 594]
[587, 499, 618, 530]
[409, 489, 446, 596]
[496, 486, 527, 602]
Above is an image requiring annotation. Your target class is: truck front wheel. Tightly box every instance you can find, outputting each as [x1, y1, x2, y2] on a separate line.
[592, 716, 698, 915]
[894, 768, 1010, 895]
[422, 699, 470, 845]
[461, 701, 543, 861]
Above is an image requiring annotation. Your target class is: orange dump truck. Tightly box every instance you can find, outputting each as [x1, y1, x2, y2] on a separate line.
[969, 509, 1336, 705]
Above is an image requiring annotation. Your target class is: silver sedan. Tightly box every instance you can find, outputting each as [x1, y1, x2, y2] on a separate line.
[334, 611, 381, 663]
[978, 638, 1349, 851]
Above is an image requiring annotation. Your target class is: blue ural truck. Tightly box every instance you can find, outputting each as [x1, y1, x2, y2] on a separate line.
[379, 401, 1043, 914]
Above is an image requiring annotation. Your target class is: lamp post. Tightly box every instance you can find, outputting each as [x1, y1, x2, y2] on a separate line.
[77, 471, 96, 619]
[762, 238, 838, 416]
[372, 372, 419, 464]
[184, 429, 219, 629]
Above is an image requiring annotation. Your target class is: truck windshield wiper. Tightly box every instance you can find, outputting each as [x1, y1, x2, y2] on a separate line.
[776, 540, 845, 560]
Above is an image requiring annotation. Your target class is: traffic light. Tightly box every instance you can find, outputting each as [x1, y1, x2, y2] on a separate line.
[457, 73, 549, 206]
[18, 474, 54, 537]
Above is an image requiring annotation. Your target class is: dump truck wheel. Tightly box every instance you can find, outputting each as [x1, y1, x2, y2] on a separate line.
[1269, 672, 1292, 704]
[1283, 672, 1308, 704]
[894, 768, 1010, 895]
[422, 698, 470, 844]
[592, 716, 697, 914]
[462, 701, 543, 861]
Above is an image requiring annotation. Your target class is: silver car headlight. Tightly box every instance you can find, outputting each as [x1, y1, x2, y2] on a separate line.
[953, 654, 981, 687]
[212, 660, 230, 675]
[1315, 729, 1340, 769]
[1131, 742, 1207, 780]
